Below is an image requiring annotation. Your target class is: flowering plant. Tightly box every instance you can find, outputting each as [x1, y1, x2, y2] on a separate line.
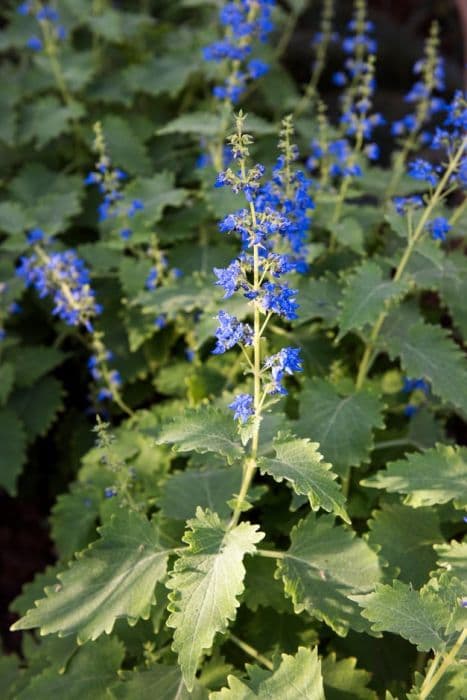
[1, 1, 466, 698]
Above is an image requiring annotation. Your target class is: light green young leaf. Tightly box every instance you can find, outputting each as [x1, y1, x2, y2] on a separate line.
[210, 647, 324, 699]
[15, 636, 124, 700]
[294, 379, 385, 473]
[0, 408, 26, 495]
[367, 502, 443, 587]
[156, 407, 244, 463]
[158, 466, 242, 521]
[258, 435, 349, 523]
[167, 508, 264, 690]
[278, 514, 382, 636]
[108, 664, 208, 700]
[12, 510, 173, 642]
[337, 261, 409, 341]
[381, 316, 467, 415]
[361, 444, 467, 508]
[360, 580, 449, 652]
[322, 653, 376, 700]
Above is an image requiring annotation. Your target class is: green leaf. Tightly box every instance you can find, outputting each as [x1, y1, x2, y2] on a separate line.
[158, 466, 242, 521]
[0, 362, 15, 405]
[296, 275, 342, 325]
[108, 664, 208, 700]
[10, 345, 65, 387]
[337, 261, 408, 341]
[50, 483, 100, 560]
[360, 580, 449, 652]
[0, 408, 26, 495]
[125, 172, 187, 225]
[124, 55, 200, 98]
[12, 510, 173, 642]
[15, 637, 124, 700]
[158, 112, 222, 137]
[295, 379, 385, 473]
[278, 514, 382, 636]
[137, 274, 213, 319]
[243, 556, 291, 613]
[0, 201, 29, 235]
[210, 647, 324, 699]
[361, 444, 467, 508]
[381, 315, 467, 415]
[20, 96, 84, 148]
[322, 653, 376, 700]
[167, 508, 264, 690]
[10, 564, 63, 617]
[258, 435, 349, 523]
[367, 503, 443, 587]
[100, 115, 151, 175]
[9, 377, 63, 441]
[156, 407, 244, 463]
[434, 540, 467, 581]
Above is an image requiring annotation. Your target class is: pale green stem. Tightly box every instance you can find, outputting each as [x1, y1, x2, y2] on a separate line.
[419, 628, 467, 700]
[229, 633, 274, 671]
[355, 137, 466, 390]
[257, 548, 285, 559]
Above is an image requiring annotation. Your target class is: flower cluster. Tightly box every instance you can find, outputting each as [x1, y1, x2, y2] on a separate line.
[212, 113, 303, 423]
[88, 333, 123, 404]
[402, 376, 430, 417]
[85, 122, 144, 239]
[332, 0, 376, 88]
[18, 2, 67, 52]
[17, 229, 101, 332]
[203, 0, 275, 103]
[391, 23, 445, 142]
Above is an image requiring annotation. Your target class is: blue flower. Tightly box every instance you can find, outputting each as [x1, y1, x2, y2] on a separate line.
[17, 2, 32, 15]
[26, 228, 45, 245]
[229, 393, 254, 422]
[408, 158, 438, 186]
[212, 310, 253, 354]
[26, 35, 43, 51]
[402, 377, 429, 394]
[261, 282, 299, 320]
[427, 217, 451, 241]
[104, 486, 118, 498]
[214, 260, 242, 298]
[154, 315, 166, 329]
[264, 347, 302, 394]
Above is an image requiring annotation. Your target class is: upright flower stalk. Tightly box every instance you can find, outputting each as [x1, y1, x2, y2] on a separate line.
[212, 113, 304, 526]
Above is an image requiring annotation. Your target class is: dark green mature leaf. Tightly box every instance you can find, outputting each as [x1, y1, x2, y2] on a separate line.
[167, 509, 263, 690]
[362, 444, 467, 508]
[337, 261, 408, 341]
[360, 580, 449, 652]
[210, 647, 324, 699]
[296, 275, 342, 325]
[137, 274, 213, 319]
[50, 483, 100, 560]
[367, 503, 443, 587]
[434, 540, 467, 581]
[158, 112, 275, 137]
[15, 637, 124, 700]
[156, 407, 244, 463]
[124, 54, 200, 98]
[0, 201, 29, 235]
[0, 408, 26, 494]
[10, 345, 65, 387]
[12, 511, 173, 642]
[0, 654, 18, 700]
[295, 379, 385, 473]
[243, 556, 291, 613]
[409, 664, 467, 700]
[10, 564, 63, 617]
[381, 315, 467, 415]
[278, 514, 382, 636]
[158, 466, 242, 520]
[100, 115, 151, 174]
[125, 172, 187, 225]
[322, 653, 376, 700]
[258, 435, 349, 522]
[20, 96, 84, 148]
[10, 377, 63, 440]
[0, 362, 15, 405]
[108, 664, 208, 700]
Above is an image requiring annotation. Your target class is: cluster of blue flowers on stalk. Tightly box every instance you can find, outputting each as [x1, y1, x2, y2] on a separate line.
[212, 114, 304, 423]
[402, 377, 430, 417]
[203, 0, 275, 103]
[18, 2, 67, 51]
[394, 91, 467, 242]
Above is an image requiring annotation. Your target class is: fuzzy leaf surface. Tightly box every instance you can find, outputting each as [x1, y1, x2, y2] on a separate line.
[278, 514, 382, 636]
[166, 509, 264, 690]
[156, 408, 244, 462]
[322, 653, 376, 700]
[108, 664, 208, 699]
[12, 511, 172, 642]
[210, 647, 324, 699]
[362, 444, 467, 508]
[295, 379, 384, 473]
[258, 436, 349, 522]
[337, 261, 408, 340]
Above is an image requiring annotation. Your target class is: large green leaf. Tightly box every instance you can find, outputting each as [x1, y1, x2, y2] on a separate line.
[381, 315, 467, 415]
[124, 54, 200, 98]
[0, 362, 15, 405]
[360, 580, 451, 652]
[9, 376, 63, 441]
[9, 345, 65, 387]
[20, 96, 84, 148]
[0, 408, 26, 495]
[210, 647, 324, 699]
[15, 637, 124, 700]
[50, 483, 101, 560]
[434, 540, 467, 581]
[12, 511, 173, 642]
[258, 435, 349, 522]
[100, 115, 151, 174]
[108, 664, 208, 700]
[361, 444, 467, 508]
[156, 407, 244, 463]
[296, 275, 342, 325]
[322, 653, 376, 700]
[158, 466, 242, 520]
[294, 379, 385, 473]
[278, 514, 382, 636]
[137, 274, 213, 319]
[337, 261, 408, 340]
[367, 502, 443, 587]
[125, 172, 187, 225]
[166, 508, 264, 690]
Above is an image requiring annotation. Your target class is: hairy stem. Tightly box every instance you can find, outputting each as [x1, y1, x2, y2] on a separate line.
[419, 628, 467, 699]
[229, 633, 274, 671]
